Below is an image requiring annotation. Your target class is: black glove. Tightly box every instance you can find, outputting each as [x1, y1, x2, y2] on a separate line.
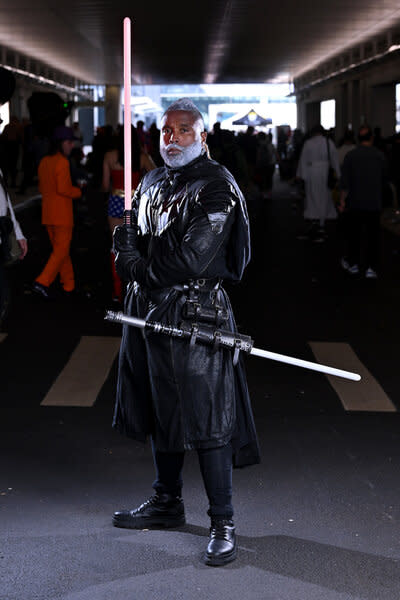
[113, 224, 138, 254]
[113, 224, 142, 281]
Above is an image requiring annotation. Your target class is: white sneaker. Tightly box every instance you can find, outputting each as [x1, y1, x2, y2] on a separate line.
[347, 264, 359, 275]
[365, 267, 377, 279]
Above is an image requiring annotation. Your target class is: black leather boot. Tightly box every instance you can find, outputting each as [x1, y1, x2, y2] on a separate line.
[113, 493, 185, 529]
[204, 519, 237, 566]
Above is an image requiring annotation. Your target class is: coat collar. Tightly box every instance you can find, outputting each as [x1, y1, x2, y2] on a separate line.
[165, 151, 208, 178]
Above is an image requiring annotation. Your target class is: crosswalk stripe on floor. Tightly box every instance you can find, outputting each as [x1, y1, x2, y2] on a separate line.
[309, 342, 396, 412]
[41, 336, 121, 407]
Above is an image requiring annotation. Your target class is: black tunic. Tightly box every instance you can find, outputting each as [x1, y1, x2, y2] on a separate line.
[113, 153, 260, 467]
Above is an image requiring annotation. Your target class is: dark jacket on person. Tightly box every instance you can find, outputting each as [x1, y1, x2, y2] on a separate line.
[340, 145, 387, 211]
[113, 153, 260, 468]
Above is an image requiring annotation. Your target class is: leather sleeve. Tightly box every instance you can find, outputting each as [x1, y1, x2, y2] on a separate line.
[128, 179, 237, 289]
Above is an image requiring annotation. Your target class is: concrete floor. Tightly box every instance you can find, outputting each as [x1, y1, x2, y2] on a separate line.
[1, 177, 400, 599]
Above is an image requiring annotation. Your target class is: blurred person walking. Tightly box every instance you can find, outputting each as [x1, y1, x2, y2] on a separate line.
[17, 119, 36, 195]
[238, 125, 257, 185]
[31, 126, 82, 299]
[136, 120, 151, 154]
[0, 168, 27, 326]
[102, 125, 155, 302]
[336, 129, 356, 269]
[72, 121, 83, 149]
[337, 129, 356, 167]
[296, 125, 340, 242]
[255, 131, 276, 198]
[1, 116, 22, 188]
[339, 125, 387, 279]
[148, 122, 163, 167]
[389, 132, 400, 207]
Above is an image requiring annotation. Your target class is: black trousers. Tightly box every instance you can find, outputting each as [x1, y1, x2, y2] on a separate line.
[347, 209, 381, 270]
[152, 442, 233, 519]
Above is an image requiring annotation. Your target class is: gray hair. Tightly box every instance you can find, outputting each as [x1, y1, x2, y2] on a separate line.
[163, 98, 204, 130]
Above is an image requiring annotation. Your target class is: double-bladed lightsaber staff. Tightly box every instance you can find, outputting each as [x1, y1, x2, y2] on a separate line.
[105, 311, 361, 382]
[112, 18, 360, 384]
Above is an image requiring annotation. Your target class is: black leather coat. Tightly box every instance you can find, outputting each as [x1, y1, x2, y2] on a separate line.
[113, 153, 260, 467]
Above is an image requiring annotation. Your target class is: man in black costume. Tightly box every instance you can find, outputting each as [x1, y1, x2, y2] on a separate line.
[112, 98, 259, 566]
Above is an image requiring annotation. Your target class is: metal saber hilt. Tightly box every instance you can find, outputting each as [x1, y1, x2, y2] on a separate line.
[105, 311, 251, 365]
[105, 311, 361, 382]
[105, 311, 184, 337]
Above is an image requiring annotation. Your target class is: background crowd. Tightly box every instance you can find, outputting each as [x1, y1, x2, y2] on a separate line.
[1, 106, 400, 326]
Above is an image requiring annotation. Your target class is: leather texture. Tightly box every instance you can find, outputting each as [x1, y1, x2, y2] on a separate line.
[113, 493, 185, 529]
[113, 153, 260, 468]
[205, 519, 237, 566]
[114, 153, 250, 289]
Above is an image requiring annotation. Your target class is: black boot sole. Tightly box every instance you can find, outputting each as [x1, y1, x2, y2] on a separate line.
[112, 514, 186, 529]
[204, 545, 237, 566]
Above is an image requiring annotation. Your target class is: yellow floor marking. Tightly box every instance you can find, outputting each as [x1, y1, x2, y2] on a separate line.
[309, 342, 396, 412]
[41, 336, 121, 407]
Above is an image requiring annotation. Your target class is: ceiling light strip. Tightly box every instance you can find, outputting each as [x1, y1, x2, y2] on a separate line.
[0, 63, 92, 98]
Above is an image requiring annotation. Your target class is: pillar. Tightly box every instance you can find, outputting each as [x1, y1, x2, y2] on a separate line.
[337, 82, 348, 136]
[296, 98, 306, 132]
[370, 83, 396, 136]
[105, 85, 122, 130]
[351, 80, 361, 131]
[305, 101, 320, 131]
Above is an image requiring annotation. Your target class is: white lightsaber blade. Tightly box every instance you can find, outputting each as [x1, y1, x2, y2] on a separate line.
[250, 346, 361, 381]
[123, 17, 132, 211]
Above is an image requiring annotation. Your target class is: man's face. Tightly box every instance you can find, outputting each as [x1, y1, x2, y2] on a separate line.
[160, 110, 207, 168]
[61, 139, 74, 156]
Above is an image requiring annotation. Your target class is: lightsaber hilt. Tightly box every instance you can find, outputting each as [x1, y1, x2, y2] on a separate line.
[105, 311, 185, 338]
[105, 311, 144, 328]
[123, 209, 135, 227]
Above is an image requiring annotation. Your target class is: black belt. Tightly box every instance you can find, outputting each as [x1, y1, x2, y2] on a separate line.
[136, 278, 221, 304]
[173, 278, 221, 292]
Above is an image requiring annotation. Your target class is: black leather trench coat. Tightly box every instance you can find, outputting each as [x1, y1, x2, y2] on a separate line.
[113, 153, 260, 468]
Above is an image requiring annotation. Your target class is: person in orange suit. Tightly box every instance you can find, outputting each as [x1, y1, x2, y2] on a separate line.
[32, 126, 82, 299]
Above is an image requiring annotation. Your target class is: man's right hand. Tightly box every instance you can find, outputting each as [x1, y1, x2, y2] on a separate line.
[113, 224, 138, 254]
[113, 224, 142, 282]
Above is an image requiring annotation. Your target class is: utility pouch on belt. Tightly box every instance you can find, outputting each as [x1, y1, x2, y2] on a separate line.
[180, 278, 228, 327]
[182, 300, 228, 327]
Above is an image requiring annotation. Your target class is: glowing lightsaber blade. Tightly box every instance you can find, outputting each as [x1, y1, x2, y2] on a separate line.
[249, 346, 360, 381]
[123, 17, 132, 212]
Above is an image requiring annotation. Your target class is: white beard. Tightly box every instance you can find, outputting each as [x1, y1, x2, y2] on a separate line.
[160, 138, 203, 168]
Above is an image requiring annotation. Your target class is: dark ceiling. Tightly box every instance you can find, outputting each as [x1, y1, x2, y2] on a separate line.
[0, 0, 400, 85]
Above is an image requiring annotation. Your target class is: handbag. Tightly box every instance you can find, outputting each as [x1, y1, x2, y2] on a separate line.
[326, 137, 337, 190]
[0, 176, 22, 266]
[0, 215, 21, 266]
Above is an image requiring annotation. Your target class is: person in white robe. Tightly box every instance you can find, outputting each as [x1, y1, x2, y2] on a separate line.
[296, 125, 340, 239]
[0, 168, 27, 326]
